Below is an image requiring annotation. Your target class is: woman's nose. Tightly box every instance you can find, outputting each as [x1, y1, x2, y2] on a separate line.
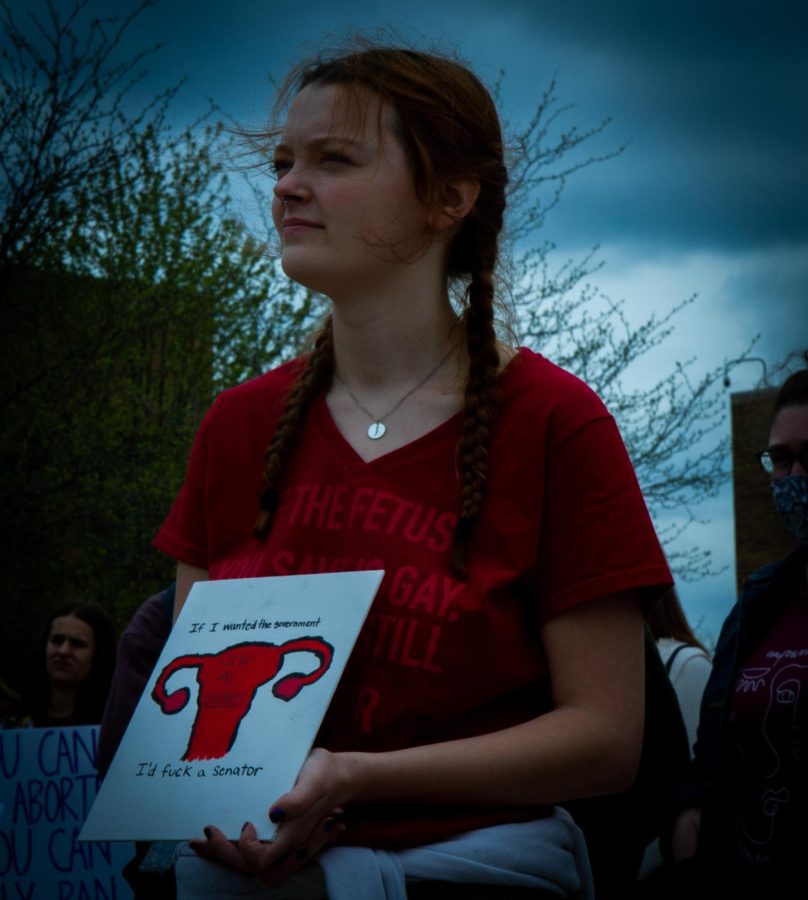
[273, 168, 308, 205]
[791, 457, 807, 476]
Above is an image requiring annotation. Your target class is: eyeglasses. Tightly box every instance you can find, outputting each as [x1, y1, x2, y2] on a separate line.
[755, 446, 808, 477]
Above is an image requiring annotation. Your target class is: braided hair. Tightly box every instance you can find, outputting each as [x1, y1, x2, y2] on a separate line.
[254, 43, 509, 578]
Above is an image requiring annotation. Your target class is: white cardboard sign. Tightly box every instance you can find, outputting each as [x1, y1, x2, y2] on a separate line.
[79, 570, 383, 842]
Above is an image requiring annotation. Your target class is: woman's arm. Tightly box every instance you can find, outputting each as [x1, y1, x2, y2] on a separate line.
[197, 590, 645, 883]
[173, 560, 209, 623]
[337, 590, 644, 806]
[671, 807, 701, 861]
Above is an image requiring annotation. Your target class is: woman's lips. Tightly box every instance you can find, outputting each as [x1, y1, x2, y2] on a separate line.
[282, 217, 323, 233]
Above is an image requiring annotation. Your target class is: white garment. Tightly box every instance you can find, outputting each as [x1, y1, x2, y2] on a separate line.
[656, 638, 712, 754]
[637, 638, 712, 881]
[175, 807, 594, 899]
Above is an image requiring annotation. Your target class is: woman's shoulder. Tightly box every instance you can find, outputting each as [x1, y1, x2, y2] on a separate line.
[499, 347, 611, 429]
[505, 348, 607, 401]
[1, 706, 34, 729]
[203, 357, 307, 425]
[220, 356, 306, 402]
[657, 638, 711, 669]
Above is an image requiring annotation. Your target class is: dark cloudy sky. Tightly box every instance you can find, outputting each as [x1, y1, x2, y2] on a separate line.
[21, 0, 808, 640]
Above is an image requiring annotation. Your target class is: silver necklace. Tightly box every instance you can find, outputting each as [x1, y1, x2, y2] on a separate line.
[334, 342, 459, 440]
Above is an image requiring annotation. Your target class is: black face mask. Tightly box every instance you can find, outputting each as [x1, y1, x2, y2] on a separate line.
[771, 474, 808, 545]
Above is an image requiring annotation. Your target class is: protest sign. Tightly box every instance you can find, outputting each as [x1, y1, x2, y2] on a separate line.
[80, 570, 383, 843]
[0, 725, 133, 900]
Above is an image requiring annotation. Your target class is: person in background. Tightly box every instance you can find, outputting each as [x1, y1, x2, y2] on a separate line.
[98, 585, 178, 900]
[663, 351, 808, 898]
[151, 40, 672, 899]
[2, 601, 117, 728]
[635, 587, 712, 890]
[647, 587, 712, 752]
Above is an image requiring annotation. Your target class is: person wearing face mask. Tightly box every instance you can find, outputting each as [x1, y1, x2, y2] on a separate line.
[662, 351, 808, 898]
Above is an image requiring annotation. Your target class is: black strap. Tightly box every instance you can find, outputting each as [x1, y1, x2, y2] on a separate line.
[664, 642, 690, 675]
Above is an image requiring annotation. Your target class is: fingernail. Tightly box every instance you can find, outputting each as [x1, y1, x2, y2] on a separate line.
[324, 817, 335, 832]
[269, 806, 286, 823]
[296, 847, 308, 861]
[203, 827, 212, 839]
[241, 821, 250, 832]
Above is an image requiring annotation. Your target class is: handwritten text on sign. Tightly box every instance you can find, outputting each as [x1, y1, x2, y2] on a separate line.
[0, 726, 133, 900]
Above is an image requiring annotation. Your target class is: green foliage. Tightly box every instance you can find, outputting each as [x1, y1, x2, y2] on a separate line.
[0, 1, 754, 689]
[0, 0, 175, 269]
[0, 2, 320, 687]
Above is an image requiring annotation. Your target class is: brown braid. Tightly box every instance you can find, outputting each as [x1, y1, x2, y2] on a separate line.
[254, 317, 335, 537]
[451, 172, 507, 578]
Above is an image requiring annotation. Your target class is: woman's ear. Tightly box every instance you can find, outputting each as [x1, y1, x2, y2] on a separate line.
[429, 178, 481, 231]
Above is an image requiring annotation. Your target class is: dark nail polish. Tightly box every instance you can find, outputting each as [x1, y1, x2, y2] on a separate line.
[296, 847, 308, 861]
[241, 821, 250, 832]
[269, 806, 285, 823]
[324, 817, 335, 832]
[203, 827, 212, 840]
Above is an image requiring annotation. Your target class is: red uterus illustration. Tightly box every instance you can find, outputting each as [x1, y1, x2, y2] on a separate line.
[151, 638, 334, 760]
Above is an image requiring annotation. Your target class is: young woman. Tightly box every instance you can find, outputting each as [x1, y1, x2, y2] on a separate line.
[665, 355, 808, 898]
[154, 43, 672, 898]
[646, 587, 712, 752]
[2, 602, 118, 728]
[637, 588, 712, 886]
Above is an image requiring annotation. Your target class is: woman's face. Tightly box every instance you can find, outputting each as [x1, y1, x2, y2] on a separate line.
[271, 82, 431, 296]
[46, 615, 95, 689]
[767, 405, 808, 479]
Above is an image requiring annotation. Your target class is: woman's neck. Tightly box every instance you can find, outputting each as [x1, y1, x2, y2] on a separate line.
[334, 307, 460, 384]
[47, 684, 78, 719]
[330, 270, 462, 382]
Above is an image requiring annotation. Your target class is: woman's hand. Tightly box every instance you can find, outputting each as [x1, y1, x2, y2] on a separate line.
[189, 748, 350, 887]
[671, 807, 701, 862]
[191, 813, 344, 887]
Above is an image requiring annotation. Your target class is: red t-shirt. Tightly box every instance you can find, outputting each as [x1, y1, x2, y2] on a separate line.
[155, 348, 671, 846]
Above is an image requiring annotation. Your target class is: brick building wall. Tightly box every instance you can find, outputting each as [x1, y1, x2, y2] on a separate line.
[731, 388, 795, 593]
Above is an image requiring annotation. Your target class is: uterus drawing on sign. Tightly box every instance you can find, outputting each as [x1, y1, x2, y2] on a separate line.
[151, 638, 334, 761]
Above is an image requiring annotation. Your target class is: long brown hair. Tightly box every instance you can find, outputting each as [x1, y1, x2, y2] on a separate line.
[646, 587, 710, 656]
[29, 602, 118, 725]
[253, 42, 509, 578]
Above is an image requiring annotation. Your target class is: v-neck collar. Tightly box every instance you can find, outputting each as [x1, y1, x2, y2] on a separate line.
[312, 391, 463, 473]
[310, 348, 526, 473]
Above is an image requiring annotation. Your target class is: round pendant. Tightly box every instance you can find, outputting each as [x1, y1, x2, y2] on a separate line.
[368, 421, 386, 440]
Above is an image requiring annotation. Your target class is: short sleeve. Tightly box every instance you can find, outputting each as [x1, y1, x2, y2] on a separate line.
[533, 413, 671, 622]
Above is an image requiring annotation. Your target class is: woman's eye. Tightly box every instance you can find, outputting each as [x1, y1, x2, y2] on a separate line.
[321, 152, 351, 166]
[272, 159, 292, 177]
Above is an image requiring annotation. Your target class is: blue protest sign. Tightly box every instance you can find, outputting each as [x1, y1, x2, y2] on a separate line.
[0, 725, 133, 899]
